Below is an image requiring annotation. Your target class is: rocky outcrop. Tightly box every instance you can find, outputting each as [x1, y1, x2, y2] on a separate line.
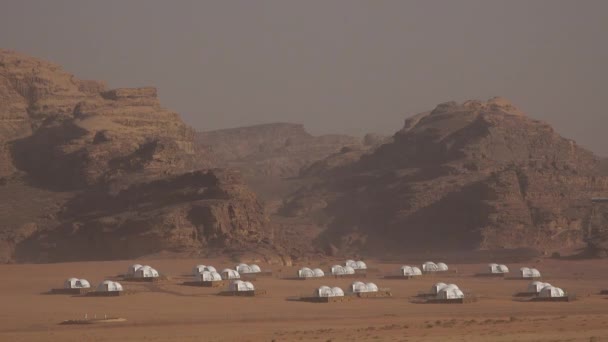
[11, 81, 198, 189]
[282, 98, 608, 256]
[197, 123, 364, 179]
[14, 170, 270, 262]
[0, 50, 273, 262]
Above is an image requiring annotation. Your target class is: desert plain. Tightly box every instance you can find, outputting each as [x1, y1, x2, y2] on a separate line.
[1, 257, 608, 342]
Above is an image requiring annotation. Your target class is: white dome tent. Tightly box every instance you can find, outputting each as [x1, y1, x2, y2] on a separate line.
[236, 263, 262, 274]
[250, 264, 261, 273]
[236, 264, 253, 274]
[437, 284, 464, 300]
[520, 267, 541, 279]
[436, 262, 449, 271]
[422, 261, 439, 273]
[313, 286, 345, 298]
[355, 261, 367, 270]
[330, 265, 343, 275]
[298, 267, 315, 278]
[134, 265, 159, 278]
[193, 265, 217, 276]
[431, 282, 448, 295]
[331, 287, 345, 296]
[488, 263, 510, 274]
[365, 282, 379, 292]
[345, 260, 367, 270]
[316, 286, 334, 297]
[221, 268, 241, 280]
[312, 268, 325, 277]
[127, 264, 142, 277]
[196, 271, 223, 282]
[400, 265, 422, 277]
[527, 281, 551, 293]
[64, 278, 91, 289]
[228, 280, 255, 292]
[539, 286, 565, 298]
[96, 280, 123, 292]
[351, 281, 368, 293]
[331, 265, 356, 275]
[193, 265, 206, 276]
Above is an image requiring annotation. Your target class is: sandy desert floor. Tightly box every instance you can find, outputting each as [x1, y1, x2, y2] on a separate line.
[1, 257, 608, 341]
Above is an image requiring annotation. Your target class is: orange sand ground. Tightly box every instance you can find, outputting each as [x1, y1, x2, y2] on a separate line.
[1, 258, 608, 341]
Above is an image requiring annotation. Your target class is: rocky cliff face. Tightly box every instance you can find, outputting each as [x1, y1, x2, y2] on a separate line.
[0, 50, 271, 262]
[196, 123, 385, 218]
[197, 123, 365, 179]
[13, 170, 271, 262]
[281, 98, 608, 256]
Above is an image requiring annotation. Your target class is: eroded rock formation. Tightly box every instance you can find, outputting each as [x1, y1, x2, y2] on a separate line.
[282, 98, 608, 256]
[196, 123, 365, 179]
[0, 50, 272, 262]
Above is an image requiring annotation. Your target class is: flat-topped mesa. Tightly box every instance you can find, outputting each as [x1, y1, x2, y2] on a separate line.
[101, 87, 158, 100]
[429, 97, 524, 117]
[77, 80, 107, 95]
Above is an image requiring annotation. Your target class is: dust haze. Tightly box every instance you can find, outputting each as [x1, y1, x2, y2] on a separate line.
[1, 0, 607, 155]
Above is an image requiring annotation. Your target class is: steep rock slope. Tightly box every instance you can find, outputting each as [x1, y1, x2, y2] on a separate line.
[14, 170, 270, 262]
[196, 123, 365, 179]
[0, 50, 271, 262]
[282, 98, 608, 256]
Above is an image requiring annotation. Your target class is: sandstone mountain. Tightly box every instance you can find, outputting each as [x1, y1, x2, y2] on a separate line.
[196, 123, 385, 214]
[0, 50, 273, 263]
[281, 98, 608, 256]
[196, 123, 370, 179]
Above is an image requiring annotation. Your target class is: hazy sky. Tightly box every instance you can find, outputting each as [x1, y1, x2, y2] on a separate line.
[1, 0, 607, 155]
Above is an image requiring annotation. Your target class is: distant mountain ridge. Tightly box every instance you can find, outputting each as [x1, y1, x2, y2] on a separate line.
[196, 122, 369, 179]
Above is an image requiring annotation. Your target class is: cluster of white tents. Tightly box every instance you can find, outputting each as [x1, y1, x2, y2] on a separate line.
[127, 264, 160, 278]
[189, 263, 264, 281]
[236, 263, 262, 274]
[64, 278, 91, 289]
[350, 281, 379, 293]
[430, 282, 464, 300]
[527, 281, 565, 298]
[297, 267, 325, 278]
[520, 267, 541, 279]
[345, 260, 367, 270]
[331, 265, 355, 275]
[193, 265, 222, 282]
[228, 280, 255, 292]
[96, 280, 124, 292]
[487, 263, 510, 274]
[422, 261, 448, 273]
[193, 264, 217, 275]
[400, 265, 423, 277]
[221, 268, 241, 280]
[315, 286, 345, 297]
